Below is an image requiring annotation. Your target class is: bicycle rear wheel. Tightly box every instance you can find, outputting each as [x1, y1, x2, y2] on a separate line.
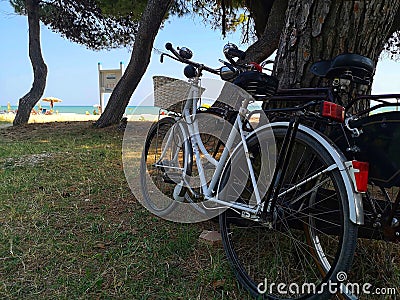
[219, 126, 358, 299]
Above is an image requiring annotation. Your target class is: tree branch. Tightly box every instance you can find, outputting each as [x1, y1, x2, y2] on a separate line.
[242, 0, 288, 63]
[388, 7, 400, 37]
[245, 0, 275, 38]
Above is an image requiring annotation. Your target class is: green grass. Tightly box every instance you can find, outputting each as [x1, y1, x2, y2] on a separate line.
[1, 122, 399, 299]
[0, 122, 249, 300]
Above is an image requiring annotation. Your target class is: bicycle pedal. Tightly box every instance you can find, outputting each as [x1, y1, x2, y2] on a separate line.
[173, 183, 186, 201]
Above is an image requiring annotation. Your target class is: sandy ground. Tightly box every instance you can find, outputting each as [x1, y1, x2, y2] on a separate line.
[0, 113, 159, 124]
[0, 123, 12, 129]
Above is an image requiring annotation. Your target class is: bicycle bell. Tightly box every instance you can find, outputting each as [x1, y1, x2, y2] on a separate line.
[179, 47, 193, 59]
[223, 43, 238, 59]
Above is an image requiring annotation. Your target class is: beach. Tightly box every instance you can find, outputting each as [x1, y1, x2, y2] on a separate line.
[0, 105, 162, 124]
[0, 112, 159, 124]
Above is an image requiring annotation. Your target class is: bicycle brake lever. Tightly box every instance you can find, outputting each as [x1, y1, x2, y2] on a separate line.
[160, 54, 164, 63]
[219, 59, 237, 72]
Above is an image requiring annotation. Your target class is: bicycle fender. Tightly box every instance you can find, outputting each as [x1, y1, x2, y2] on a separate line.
[244, 122, 365, 225]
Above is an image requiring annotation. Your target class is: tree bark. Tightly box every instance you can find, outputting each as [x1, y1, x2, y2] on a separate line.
[245, 0, 274, 38]
[274, 0, 400, 92]
[13, 0, 48, 126]
[242, 0, 288, 63]
[94, 0, 172, 128]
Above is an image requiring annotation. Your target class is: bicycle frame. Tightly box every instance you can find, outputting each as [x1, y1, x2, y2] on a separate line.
[154, 77, 264, 215]
[152, 77, 365, 225]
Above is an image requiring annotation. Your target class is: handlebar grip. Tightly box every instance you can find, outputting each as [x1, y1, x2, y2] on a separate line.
[165, 42, 183, 60]
[165, 42, 173, 50]
[226, 48, 246, 60]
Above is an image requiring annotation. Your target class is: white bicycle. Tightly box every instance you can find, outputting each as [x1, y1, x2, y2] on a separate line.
[140, 42, 366, 299]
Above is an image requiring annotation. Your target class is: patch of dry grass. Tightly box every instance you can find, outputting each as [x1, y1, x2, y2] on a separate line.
[0, 122, 249, 299]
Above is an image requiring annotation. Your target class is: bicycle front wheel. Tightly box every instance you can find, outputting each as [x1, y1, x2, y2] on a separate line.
[141, 117, 191, 216]
[219, 125, 358, 299]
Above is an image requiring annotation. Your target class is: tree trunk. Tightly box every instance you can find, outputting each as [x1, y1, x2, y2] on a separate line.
[242, 0, 288, 64]
[13, 0, 47, 126]
[274, 0, 400, 108]
[94, 0, 172, 128]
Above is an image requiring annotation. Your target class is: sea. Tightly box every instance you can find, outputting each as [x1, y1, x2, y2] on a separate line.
[2, 104, 398, 115]
[2, 105, 160, 115]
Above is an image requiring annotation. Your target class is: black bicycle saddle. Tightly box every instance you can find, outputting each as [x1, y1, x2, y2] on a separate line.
[310, 53, 375, 84]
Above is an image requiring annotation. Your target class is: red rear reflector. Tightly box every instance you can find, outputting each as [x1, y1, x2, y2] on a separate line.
[321, 101, 345, 122]
[352, 160, 369, 193]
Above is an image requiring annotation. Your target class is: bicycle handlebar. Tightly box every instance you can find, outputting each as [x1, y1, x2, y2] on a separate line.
[164, 42, 220, 75]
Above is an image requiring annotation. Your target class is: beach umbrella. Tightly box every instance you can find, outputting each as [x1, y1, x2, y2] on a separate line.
[42, 97, 62, 109]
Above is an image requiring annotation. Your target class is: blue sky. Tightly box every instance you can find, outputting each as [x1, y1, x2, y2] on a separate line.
[0, 1, 399, 107]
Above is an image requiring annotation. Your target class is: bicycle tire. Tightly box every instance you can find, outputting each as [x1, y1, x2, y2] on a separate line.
[140, 117, 190, 216]
[219, 125, 358, 299]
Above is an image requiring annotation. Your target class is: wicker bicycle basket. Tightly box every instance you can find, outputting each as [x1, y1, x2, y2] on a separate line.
[153, 76, 205, 113]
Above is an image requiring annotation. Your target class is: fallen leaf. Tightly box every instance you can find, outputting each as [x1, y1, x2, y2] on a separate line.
[212, 279, 226, 289]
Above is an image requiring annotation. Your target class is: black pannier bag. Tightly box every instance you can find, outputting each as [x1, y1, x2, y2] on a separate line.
[209, 71, 279, 119]
[233, 71, 279, 100]
[335, 111, 400, 188]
